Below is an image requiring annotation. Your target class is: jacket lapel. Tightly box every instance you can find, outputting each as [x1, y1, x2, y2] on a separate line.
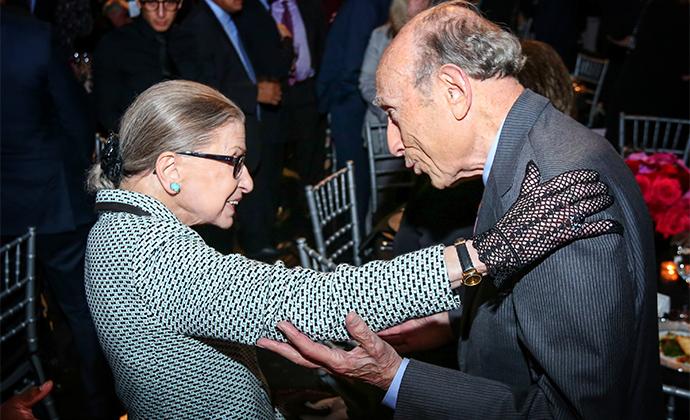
[475, 89, 550, 233]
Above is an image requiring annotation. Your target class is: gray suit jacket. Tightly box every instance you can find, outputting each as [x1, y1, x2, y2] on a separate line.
[396, 90, 661, 419]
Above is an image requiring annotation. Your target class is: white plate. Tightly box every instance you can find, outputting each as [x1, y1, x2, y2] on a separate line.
[658, 321, 690, 373]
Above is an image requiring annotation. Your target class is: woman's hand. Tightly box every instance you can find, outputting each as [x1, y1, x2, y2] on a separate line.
[472, 161, 622, 285]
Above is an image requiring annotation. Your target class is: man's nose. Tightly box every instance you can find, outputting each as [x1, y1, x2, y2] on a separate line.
[240, 167, 254, 194]
[386, 120, 404, 157]
[156, 3, 166, 17]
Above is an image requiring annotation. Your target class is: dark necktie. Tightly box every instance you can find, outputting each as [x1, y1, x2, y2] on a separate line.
[281, 0, 297, 85]
[281, 0, 294, 36]
[154, 33, 174, 79]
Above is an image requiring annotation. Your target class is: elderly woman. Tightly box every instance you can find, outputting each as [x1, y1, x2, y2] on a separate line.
[85, 80, 618, 418]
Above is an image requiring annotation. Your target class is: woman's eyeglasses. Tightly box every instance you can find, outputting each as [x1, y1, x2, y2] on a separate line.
[140, 0, 181, 12]
[177, 151, 246, 179]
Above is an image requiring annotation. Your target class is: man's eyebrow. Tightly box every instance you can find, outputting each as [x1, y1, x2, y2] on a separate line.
[372, 96, 384, 107]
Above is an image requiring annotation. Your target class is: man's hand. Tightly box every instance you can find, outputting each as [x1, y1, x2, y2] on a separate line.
[276, 23, 293, 39]
[257, 312, 402, 390]
[257, 81, 282, 105]
[0, 380, 53, 420]
[378, 311, 454, 354]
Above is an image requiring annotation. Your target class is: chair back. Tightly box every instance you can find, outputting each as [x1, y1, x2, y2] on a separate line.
[619, 114, 690, 165]
[325, 114, 337, 174]
[662, 384, 690, 420]
[305, 160, 362, 266]
[296, 238, 337, 272]
[364, 121, 414, 232]
[1, 228, 38, 355]
[572, 53, 609, 127]
[0, 228, 59, 418]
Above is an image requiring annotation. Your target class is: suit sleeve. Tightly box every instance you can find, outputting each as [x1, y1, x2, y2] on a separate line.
[236, 0, 292, 80]
[48, 33, 94, 165]
[397, 230, 634, 419]
[93, 35, 124, 133]
[359, 27, 387, 122]
[334, 1, 379, 103]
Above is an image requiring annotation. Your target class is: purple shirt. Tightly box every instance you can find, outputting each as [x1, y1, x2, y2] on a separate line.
[269, 0, 314, 82]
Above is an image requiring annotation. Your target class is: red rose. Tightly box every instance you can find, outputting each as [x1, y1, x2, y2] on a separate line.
[649, 177, 683, 209]
[635, 174, 653, 203]
[656, 198, 690, 238]
[626, 159, 641, 174]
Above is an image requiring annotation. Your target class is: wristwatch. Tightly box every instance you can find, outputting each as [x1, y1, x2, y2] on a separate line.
[454, 238, 483, 286]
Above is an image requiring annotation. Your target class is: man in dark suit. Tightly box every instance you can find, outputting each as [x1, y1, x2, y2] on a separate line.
[177, 0, 284, 258]
[255, 0, 327, 186]
[94, 0, 186, 133]
[257, 2, 661, 418]
[316, 0, 391, 224]
[0, 6, 119, 418]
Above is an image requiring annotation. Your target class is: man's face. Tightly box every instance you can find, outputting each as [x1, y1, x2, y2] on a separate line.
[375, 37, 478, 189]
[213, 0, 243, 13]
[139, 0, 181, 32]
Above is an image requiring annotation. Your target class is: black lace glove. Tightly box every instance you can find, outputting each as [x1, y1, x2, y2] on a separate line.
[472, 161, 622, 285]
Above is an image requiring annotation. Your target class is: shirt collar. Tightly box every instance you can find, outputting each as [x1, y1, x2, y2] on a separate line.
[482, 118, 505, 186]
[205, 0, 232, 23]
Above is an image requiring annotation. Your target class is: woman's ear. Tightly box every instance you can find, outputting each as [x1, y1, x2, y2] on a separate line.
[437, 64, 473, 121]
[154, 152, 182, 195]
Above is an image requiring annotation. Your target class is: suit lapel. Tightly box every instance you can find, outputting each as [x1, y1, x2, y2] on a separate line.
[475, 89, 550, 234]
[486, 89, 549, 200]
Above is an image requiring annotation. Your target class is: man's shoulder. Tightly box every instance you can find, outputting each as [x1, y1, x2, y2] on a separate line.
[2, 10, 51, 54]
[96, 21, 146, 52]
[180, 3, 215, 27]
[525, 105, 621, 172]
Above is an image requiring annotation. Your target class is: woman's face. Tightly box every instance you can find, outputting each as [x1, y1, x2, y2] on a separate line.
[176, 123, 253, 229]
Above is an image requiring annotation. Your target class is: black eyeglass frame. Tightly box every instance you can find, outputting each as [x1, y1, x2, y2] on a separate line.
[140, 0, 182, 11]
[177, 151, 246, 179]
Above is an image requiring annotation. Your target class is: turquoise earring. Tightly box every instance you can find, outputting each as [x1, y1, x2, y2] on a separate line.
[170, 182, 181, 193]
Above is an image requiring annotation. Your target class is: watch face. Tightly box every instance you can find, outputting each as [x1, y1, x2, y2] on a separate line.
[463, 273, 482, 287]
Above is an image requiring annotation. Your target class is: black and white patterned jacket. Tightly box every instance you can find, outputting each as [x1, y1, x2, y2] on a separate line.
[85, 189, 460, 418]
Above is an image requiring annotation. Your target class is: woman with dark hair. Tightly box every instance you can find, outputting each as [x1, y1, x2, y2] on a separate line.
[518, 40, 576, 117]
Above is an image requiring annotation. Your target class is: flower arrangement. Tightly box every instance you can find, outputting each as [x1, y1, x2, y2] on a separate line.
[626, 152, 690, 239]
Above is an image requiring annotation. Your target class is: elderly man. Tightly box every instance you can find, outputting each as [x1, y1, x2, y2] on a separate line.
[258, 2, 660, 418]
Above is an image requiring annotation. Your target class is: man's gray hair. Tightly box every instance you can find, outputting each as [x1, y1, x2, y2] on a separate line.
[413, 1, 525, 87]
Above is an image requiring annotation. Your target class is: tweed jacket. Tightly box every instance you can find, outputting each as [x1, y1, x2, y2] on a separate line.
[396, 90, 661, 419]
[85, 189, 459, 418]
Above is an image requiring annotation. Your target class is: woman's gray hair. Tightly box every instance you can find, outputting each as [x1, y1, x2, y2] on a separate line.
[87, 80, 245, 192]
[413, 0, 525, 88]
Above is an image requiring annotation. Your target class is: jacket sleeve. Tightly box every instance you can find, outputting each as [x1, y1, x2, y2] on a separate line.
[132, 229, 460, 344]
[93, 34, 124, 133]
[359, 26, 388, 123]
[48, 32, 94, 166]
[334, 0, 380, 103]
[396, 231, 635, 419]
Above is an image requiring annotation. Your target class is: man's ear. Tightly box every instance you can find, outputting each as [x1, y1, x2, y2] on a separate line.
[154, 152, 183, 194]
[437, 64, 472, 121]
